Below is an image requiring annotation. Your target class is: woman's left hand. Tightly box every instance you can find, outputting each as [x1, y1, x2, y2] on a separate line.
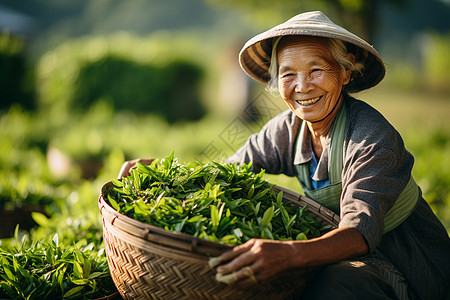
[214, 239, 296, 285]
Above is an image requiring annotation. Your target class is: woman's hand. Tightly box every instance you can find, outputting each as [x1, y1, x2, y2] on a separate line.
[211, 227, 368, 286]
[214, 239, 297, 285]
[117, 158, 154, 179]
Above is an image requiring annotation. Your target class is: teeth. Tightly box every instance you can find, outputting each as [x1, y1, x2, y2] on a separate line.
[296, 96, 321, 106]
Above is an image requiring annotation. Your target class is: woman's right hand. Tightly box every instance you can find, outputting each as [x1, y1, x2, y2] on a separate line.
[117, 158, 154, 179]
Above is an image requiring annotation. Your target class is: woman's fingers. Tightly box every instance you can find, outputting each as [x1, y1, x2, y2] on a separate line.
[117, 158, 154, 179]
[215, 265, 259, 286]
[217, 250, 255, 275]
[215, 240, 256, 274]
[213, 239, 299, 284]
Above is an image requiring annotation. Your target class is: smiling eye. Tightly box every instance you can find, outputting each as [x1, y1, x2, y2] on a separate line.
[280, 73, 294, 79]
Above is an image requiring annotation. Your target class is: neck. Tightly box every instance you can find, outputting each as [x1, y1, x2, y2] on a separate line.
[307, 95, 344, 157]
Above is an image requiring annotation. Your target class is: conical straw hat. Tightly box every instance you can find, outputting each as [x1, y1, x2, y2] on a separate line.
[239, 11, 385, 92]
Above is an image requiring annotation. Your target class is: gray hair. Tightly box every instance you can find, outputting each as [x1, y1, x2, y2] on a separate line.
[266, 36, 365, 94]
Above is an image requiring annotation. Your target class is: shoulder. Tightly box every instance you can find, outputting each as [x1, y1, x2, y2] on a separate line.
[266, 109, 299, 128]
[342, 96, 415, 185]
[260, 109, 301, 140]
[345, 96, 402, 148]
[346, 97, 392, 130]
[226, 109, 300, 175]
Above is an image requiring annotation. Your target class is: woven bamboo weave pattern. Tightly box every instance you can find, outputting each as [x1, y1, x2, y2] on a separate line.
[99, 182, 340, 299]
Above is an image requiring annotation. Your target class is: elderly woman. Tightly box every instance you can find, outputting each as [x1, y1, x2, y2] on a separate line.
[118, 11, 450, 300]
[213, 11, 450, 300]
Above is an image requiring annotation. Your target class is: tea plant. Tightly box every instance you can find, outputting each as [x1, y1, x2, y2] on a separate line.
[106, 152, 329, 245]
[0, 229, 116, 300]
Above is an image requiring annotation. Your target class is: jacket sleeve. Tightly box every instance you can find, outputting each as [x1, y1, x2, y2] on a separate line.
[226, 110, 300, 177]
[340, 100, 414, 252]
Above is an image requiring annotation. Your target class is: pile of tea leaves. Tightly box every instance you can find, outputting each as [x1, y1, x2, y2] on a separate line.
[106, 152, 329, 245]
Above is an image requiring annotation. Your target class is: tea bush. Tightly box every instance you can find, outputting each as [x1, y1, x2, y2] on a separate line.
[0, 231, 116, 299]
[36, 32, 207, 122]
[0, 107, 68, 211]
[0, 33, 35, 111]
[403, 127, 450, 228]
[73, 55, 205, 122]
[0, 30, 449, 297]
[423, 31, 450, 91]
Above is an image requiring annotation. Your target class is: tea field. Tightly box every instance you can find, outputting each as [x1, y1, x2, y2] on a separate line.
[0, 84, 449, 298]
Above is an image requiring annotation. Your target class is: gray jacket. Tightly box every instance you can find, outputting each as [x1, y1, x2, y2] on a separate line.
[227, 96, 450, 300]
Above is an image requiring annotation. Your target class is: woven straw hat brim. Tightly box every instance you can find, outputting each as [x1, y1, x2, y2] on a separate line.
[239, 11, 385, 93]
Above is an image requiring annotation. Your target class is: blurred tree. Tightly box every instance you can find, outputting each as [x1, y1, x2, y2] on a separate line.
[73, 55, 206, 123]
[0, 0, 243, 57]
[0, 32, 35, 110]
[207, 0, 408, 42]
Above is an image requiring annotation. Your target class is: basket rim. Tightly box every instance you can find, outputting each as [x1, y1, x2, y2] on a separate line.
[99, 181, 340, 256]
[272, 185, 340, 225]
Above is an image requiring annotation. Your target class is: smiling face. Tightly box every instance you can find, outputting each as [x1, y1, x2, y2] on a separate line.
[277, 36, 351, 123]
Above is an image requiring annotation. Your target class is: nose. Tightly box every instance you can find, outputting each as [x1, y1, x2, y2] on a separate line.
[294, 73, 312, 93]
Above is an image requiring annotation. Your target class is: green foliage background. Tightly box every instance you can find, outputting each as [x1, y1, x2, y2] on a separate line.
[1, 29, 448, 234]
[0, 0, 449, 297]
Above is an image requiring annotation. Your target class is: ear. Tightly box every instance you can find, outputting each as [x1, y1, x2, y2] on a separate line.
[343, 53, 355, 85]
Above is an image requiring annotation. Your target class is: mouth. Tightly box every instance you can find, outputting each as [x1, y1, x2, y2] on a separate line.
[295, 96, 322, 106]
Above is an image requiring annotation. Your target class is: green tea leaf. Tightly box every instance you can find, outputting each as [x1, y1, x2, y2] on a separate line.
[111, 179, 123, 188]
[2, 256, 10, 267]
[211, 205, 219, 228]
[187, 215, 202, 223]
[261, 227, 274, 240]
[221, 234, 238, 244]
[88, 272, 104, 279]
[107, 195, 121, 212]
[32, 212, 49, 227]
[174, 217, 187, 232]
[12, 256, 19, 272]
[280, 207, 290, 227]
[247, 184, 255, 199]
[63, 286, 84, 298]
[277, 191, 283, 207]
[3, 265, 15, 281]
[132, 169, 141, 190]
[83, 257, 91, 278]
[73, 262, 84, 278]
[261, 206, 274, 227]
[296, 232, 308, 240]
[253, 188, 270, 200]
[254, 202, 261, 216]
[72, 278, 89, 285]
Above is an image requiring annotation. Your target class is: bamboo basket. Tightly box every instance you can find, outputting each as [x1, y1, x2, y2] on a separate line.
[99, 182, 340, 300]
